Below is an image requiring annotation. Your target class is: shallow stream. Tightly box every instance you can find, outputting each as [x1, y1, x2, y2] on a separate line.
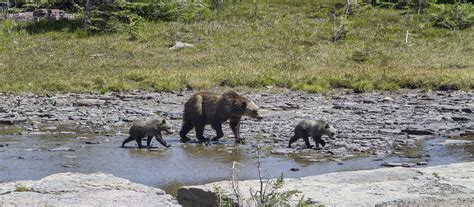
[0, 125, 472, 196]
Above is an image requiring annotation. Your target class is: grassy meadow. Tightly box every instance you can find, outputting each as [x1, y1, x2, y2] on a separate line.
[0, 0, 473, 93]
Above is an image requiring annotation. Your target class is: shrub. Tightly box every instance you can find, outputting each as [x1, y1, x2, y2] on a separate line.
[429, 3, 474, 30]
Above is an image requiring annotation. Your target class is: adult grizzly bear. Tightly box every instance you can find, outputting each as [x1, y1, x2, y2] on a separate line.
[179, 90, 263, 143]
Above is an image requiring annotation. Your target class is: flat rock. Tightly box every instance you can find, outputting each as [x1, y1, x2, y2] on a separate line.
[49, 147, 74, 152]
[75, 99, 105, 107]
[169, 41, 194, 50]
[0, 172, 179, 206]
[178, 162, 474, 206]
[270, 148, 295, 155]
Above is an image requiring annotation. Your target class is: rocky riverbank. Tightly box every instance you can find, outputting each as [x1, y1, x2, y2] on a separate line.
[0, 89, 472, 161]
[0, 172, 179, 206]
[177, 162, 474, 206]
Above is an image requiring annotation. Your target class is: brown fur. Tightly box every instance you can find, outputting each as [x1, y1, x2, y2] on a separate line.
[179, 90, 262, 143]
[122, 118, 172, 148]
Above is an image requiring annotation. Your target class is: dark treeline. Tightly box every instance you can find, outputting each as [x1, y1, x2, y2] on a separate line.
[3, 0, 474, 9]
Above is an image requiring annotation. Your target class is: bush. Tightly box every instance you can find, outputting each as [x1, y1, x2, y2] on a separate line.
[84, 1, 211, 35]
[429, 3, 474, 30]
[118, 1, 211, 22]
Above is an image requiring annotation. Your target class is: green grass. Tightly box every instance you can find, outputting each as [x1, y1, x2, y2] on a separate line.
[15, 185, 30, 192]
[0, 1, 473, 93]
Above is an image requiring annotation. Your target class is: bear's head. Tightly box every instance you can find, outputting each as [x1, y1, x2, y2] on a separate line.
[243, 99, 263, 120]
[232, 99, 263, 120]
[324, 123, 337, 138]
[158, 119, 173, 134]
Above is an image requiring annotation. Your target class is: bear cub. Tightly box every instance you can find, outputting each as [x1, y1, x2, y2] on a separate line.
[288, 120, 336, 149]
[122, 118, 173, 148]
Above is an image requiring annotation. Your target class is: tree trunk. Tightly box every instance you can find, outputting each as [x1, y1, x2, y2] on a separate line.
[84, 0, 91, 29]
[371, 0, 377, 7]
[345, 0, 351, 16]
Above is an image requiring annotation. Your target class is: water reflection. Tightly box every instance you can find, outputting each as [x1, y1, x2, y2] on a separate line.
[0, 126, 473, 198]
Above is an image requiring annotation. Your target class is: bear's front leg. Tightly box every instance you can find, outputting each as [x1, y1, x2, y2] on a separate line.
[302, 135, 314, 149]
[155, 134, 171, 148]
[313, 136, 325, 150]
[230, 116, 244, 144]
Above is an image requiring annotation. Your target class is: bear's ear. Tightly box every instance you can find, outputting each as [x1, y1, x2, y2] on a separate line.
[161, 119, 167, 125]
[234, 99, 247, 111]
[325, 123, 330, 129]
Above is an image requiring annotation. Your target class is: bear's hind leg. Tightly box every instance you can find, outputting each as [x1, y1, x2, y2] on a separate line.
[146, 136, 153, 148]
[288, 134, 299, 148]
[136, 137, 144, 148]
[121, 136, 135, 147]
[179, 120, 194, 143]
[211, 123, 224, 141]
[194, 123, 209, 143]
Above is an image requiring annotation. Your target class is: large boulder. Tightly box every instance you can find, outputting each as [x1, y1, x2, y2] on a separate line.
[0, 172, 180, 207]
[178, 162, 474, 206]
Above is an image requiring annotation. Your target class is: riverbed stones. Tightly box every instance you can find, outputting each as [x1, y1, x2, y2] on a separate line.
[0, 172, 180, 206]
[0, 90, 472, 161]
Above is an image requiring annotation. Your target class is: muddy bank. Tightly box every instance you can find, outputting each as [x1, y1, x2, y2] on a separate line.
[0, 172, 179, 207]
[0, 90, 472, 161]
[177, 162, 474, 206]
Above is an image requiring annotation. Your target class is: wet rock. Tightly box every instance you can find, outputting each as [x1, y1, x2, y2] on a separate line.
[270, 148, 295, 155]
[0, 118, 27, 125]
[0, 144, 8, 147]
[381, 162, 403, 167]
[402, 128, 435, 136]
[461, 108, 472, 113]
[49, 147, 74, 152]
[84, 141, 100, 145]
[0, 106, 7, 113]
[452, 116, 471, 122]
[401, 163, 415, 168]
[438, 139, 473, 145]
[28, 132, 49, 135]
[417, 162, 428, 166]
[290, 168, 300, 171]
[59, 131, 76, 135]
[0, 172, 179, 206]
